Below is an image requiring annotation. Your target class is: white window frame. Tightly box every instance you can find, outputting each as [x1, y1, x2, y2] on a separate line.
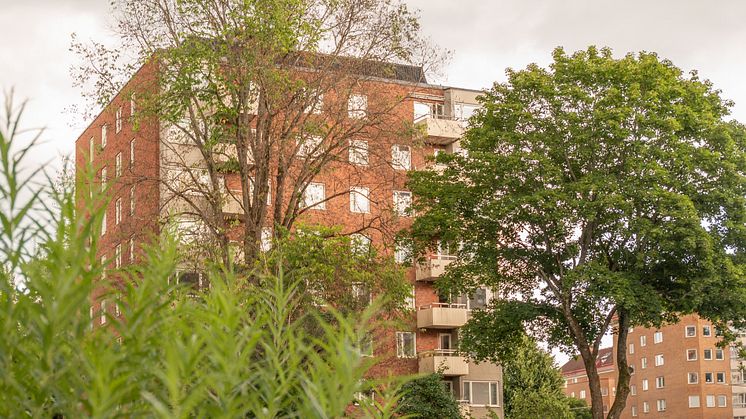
[640, 335, 647, 347]
[101, 167, 107, 192]
[706, 394, 715, 407]
[654, 331, 663, 343]
[100, 299, 107, 325]
[297, 135, 323, 158]
[260, 227, 273, 252]
[629, 343, 635, 354]
[130, 138, 135, 166]
[129, 186, 135, 216]
[349, 139, 368, 165]
[394, 243, 410, 264]
[715, 349, 724, 360]
[89, 137, 95, 162]
[655, 376, 665, 389]
[393, 190, 412, 217]
[642, 401, 649, 413]
[115, 198, 121, 225]
[130, 93, 136, 117]
[688, 372, 699, 384]
[395, 331, 416, 359]
[703, 325, 712, 336]
[642, 379, 649, 391]
[350, 233, 371, 254]
[115, 244, 122, 268]
[302, 182, 326, 210]
[348, 94, 368, 119]
[630, 385, 636, 395]
[101, 124, 107, 148]
[115, 152, 122, 177]
[392, 144, 411, 170]
[687, 349, 697, 361]
[462, 381, 500, 407]
[350, 186, 370, 213]
[631, 406, 637, 417]
[579, 390, 586, 399]
[656, 399, 666, 412]
[716, 371, 725, 383]
[686, 325, 697, 337]
[115, 106, 122, 133]
[654, 354, 664, 366]
[705, 372, 714, 383]
[641, 357, 647, 369]
[101, 211, 107, 236]
[689, 395, 700, 408]
[718, 394, 727, 407]
[704, 348, 712, 360]
[129, 237, 134, 262]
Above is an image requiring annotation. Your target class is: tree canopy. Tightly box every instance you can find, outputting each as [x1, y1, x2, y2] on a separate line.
[408, 46, 746, 419]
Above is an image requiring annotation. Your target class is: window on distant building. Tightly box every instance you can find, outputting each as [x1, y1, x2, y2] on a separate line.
[101, 210, 107, 236]
[130, 93, 136, 118]
[642, 379, 649, 391]
[631, 406, 637, 417]
[129, 237, 134, 263]
[392, 144, 411, 170]
[656, 376, 665, 388]
[101, 124, 107, 148]
[654, 331, 663, 343]
[115, 198, 121, 225]
[115, 152, 122, 177]
[130, 139, 135, 166]
[705, 372, 713, 383]
[350, 186, 370, 213]
[396, 332, 416, 358]
[101, 167, 107, 192]
[640, 335, 647, 346]
[297, 135, 322, 158]
[462, 381, 500, 407]
[115, 244, 121, 268]
[655, 354, 664, 366]
[129, 186, 135, 216]
[718, 395, 727, 407]
[394, 243, 410, 264]
[706, 395, 715, 407]
[629, 343, 635, 354]
[703, 325, 712, 336]
[302, 183, 326, 210]
[261, 227, 272, 252]
[717, 372, 726, 383]
[704, 348, 713, 360]
[642, 402, 649, 413]
[689, 395, 700, 408]
[89, 137, 95, 162]
[115, 106, 122, 133]
[100, 299, 107, 325]
[688, 372, 699, 384]
[349, 140, 368, 165]
[687, 349, 697, 361]
[641, 357, 647, 369]
[579, 390, 586, 399]
[716, 349, 724, 360]
[350, 234, 371, 254]
[630, 385, 636, 395]
[393, 190, 412, 216]
[686, 325, 697, 337]
[348, 94, 367, 119]
[656, 399, 666, 412]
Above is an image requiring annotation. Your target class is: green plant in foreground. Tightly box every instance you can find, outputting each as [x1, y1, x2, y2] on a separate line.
[0, 93, 406, 418]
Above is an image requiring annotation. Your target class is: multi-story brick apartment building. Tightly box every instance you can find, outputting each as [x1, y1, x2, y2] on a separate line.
[74, 59, 503, 418]
[561, 314, 734, 418]
[561, 347, 617, 413]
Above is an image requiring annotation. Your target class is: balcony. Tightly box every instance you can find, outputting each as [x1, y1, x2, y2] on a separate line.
[222, 190, 244, 214]
[418, 349, 469, 376]
[417, 303, 468, 329]
[415, 255, 456, 281]
[415, 115, 464, 145]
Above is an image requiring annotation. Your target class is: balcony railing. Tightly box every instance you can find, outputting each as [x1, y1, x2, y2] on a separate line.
[415, 115, 464, 144]
[417, 303, 468, 329]
[415, 255, 456, 281]
[418, 349, 469, 376]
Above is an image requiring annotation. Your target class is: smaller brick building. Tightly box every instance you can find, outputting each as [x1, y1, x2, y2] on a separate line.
[561, 347, 617, 413]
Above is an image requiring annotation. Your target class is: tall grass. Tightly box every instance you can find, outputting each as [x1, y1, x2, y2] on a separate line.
[0, 93, 406, 418]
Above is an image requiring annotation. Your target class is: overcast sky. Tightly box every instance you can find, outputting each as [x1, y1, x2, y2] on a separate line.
[2, 0, 745, 363]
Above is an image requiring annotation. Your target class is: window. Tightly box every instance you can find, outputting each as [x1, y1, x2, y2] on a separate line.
[359, 334, 373, 357]
[353, 283, 372, 306]
[101, 211, 107, 236]
[89, 137, 94, 162]
[717, 394, 727, 407]
[629, 343, 635, 354]
[642, 402, 649, 413]
[736, 393, 746, 409]
[396, 332, 416, 358]
[130, 93, 136, 117]
[348, 94, 367, 119]
[100, 299, 107, 325]
[302, 183, 326, 210]
[463, 381, 500, 406]
[129, 186, 135, 216]
[601, 388, 608, 396]
[350, 186, 370, 213]
[656, 399, 666, 412]
[715, 349, 724, 360]
[304, 90, 323, 114]
[655, 354, 664, 366]
[686, 325, 697, 337]
[630, 385, 636, 395]
[716, 372, 725, 383]
[689, 395, 700, 407]
[642, 379, 649, 391]
[405, 285, 415, 310]
[641, 357, 647, 369]
[298, 135, 322, 158]
[101, 124, 107, 148]
[687, 349, 697, 361]
[439, 333, 452, 350]
[392, 144, 411, 170]
[130, 139, 135, 166]
[261, 227, 272, 252]
[655, 376, 665, 388]
[394, 243, 410, 264]
[654, 331, 663, 343]
[350, 234, 371, 254]
[631, 406, 637, 417]
[703, 325, 712, 336]
[129, 238, 134, 263]
[349, 140, 368, 165]
[115, 106, 122, 133]
[101, 167, 107, 192]
[115, 244, 122, 268]
[706, 394, 715, 407]
[704, 348, 713, 360]
[640, 335, 647, 347]
[393, 191, 412, 216]
[115, 199, 121, 225]
[579, 390, 586, 399]
[688, 372, 699, 384]
[115, 152, 122, 177]
[705, 372, 713, 383]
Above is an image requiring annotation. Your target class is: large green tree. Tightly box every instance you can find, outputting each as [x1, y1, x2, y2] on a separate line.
[408, 46, 746, 419]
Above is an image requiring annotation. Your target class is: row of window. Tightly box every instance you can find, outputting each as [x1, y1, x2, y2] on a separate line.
[90, 95, 136, 160]
[303, 183, 412, 216]
[686, 348, 725, 361]
[101, 185, 135, 236]
[628, 395, 728, 416]
[301, 137, 413, 171]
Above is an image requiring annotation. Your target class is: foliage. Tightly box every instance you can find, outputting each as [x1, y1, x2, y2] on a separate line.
[408, 45, 746, 419]
[397, 373, 462, 419]
[0, 94, 405, 417]
[567, 398, 592, 419]
[480, 335, 571, 419]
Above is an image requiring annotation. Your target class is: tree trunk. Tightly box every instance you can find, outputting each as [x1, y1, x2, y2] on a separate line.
[607, 309, 631, 419]
[578, 344, 605, 419]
